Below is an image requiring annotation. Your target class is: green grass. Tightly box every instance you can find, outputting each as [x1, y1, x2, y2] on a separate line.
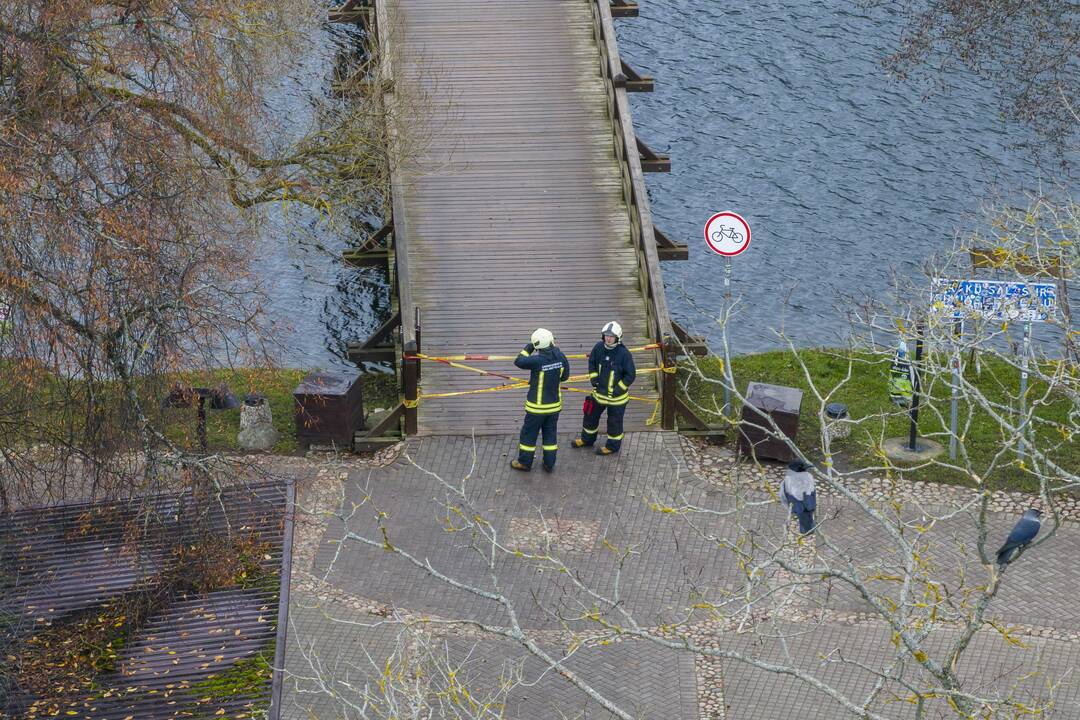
[0, 362, 399, 456]
[681, 349, 1078, 494]
[189, 639, 275, 716]
[160, 368, 398, 454]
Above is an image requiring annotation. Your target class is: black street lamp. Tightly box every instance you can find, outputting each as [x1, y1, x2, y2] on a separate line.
[162, 383, 240, 451]
[908, 324, 924, 452]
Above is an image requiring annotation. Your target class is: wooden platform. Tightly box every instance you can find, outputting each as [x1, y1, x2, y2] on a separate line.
[392, 0, 660, 435]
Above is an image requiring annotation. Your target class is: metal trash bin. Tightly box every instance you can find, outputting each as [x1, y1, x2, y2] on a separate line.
[737, 382, 803, 462]
[293, 370, 364, 451]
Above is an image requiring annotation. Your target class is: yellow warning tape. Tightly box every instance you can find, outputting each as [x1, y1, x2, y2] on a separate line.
[405, 381, 665, 407]
[636, 366, 678, 375]
[411, 344, 661, 363]
[560, 385, 655, 402]
[406, 384, 658, 406]
[419, 381, 528, 399]
[399, 353, 679, 408]
[424, 357, 511, 378]
[646, 400, 661, 426]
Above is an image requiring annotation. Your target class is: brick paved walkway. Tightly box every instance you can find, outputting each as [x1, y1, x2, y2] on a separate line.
[279, 434, 1080, 718]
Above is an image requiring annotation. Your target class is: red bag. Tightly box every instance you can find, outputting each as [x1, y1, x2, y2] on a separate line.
[583, 397, 595, 415]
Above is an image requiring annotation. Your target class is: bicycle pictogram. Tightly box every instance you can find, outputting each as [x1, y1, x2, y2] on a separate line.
[711, 226, 744, 245]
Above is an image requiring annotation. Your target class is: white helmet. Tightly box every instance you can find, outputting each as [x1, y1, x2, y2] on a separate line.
[601, 321, 622, 342]
[531, 328, 554, 349]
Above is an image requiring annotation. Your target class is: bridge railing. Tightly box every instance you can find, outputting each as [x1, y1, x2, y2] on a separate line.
[585, 0, 676, 429]
[336, 0, 416, 436]
[340, 0, 675, 433]
[370, 0, 419, 434]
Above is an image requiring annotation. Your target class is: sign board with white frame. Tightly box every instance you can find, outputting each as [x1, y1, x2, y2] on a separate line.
[931, 277, 1058, 463]
[931, 278, 1058, 323]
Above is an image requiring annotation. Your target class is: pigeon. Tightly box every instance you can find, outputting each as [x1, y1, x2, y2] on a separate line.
[995, 509, 1043, 568]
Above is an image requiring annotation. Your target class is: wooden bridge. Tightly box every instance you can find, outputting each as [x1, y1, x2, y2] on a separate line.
[335, 0, 708, 442]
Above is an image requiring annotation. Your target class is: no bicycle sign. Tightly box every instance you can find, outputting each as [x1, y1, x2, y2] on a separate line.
[705, 212, 751, 256]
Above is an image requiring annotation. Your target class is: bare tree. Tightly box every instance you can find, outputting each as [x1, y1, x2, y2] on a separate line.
[880, 0, 1080, 160]
[0, 0, 434, 509]
[287, 617, 523, 719]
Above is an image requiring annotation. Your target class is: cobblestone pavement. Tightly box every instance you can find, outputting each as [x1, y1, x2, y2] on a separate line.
[278, 434, 1080, 719]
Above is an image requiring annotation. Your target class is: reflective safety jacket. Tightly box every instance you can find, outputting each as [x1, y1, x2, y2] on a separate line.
[515, 345, 570, 414]
[588, 341, 635, 406]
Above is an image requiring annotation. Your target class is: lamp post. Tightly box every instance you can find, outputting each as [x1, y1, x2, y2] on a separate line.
[163, 384, 240, 452]
[908, 324, 924, 453]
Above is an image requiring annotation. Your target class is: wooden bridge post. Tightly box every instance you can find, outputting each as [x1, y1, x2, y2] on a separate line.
[414, 306, 422, 383]
[403, 339, 419, 435]
[661, 334, 676, 430]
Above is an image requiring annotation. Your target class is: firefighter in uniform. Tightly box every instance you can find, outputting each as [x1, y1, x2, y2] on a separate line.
[511, 328, 570, 473]
[572, 321, 635, 455]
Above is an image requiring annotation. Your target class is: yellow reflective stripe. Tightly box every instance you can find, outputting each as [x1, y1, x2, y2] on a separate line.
[519, 350, 530, 356]
[542, 444, 558, 450]
[588, 371, 599, 378]
[592, 390, 629, 403]
[525, 403, 562, 414]
[608, 372, 615, 396]
[617, 380, 628, 390]
[582, 425, 599, 433]
[525, 399, 562, 410]
[519, 444, 535, 451]
[607, 433, 624, 440]
[536, 368, 544, 407]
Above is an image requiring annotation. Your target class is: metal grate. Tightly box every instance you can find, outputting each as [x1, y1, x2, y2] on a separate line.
[0, 480, 292, 719]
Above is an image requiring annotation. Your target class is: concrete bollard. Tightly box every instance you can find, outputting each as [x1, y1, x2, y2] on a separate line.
[237, 393, 280, 450]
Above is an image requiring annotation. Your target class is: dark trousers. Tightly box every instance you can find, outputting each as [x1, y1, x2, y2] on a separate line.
[579, 397, 626, 452]
[518, 411, 559, 468]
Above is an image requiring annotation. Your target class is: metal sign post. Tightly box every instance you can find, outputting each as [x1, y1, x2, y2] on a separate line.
[723, 258, 732, 418]
[908, 325, 923, 452]
[1018, 320, 1031, 461]
[705, 212, 751, 422]
[949, 318, 962, 461]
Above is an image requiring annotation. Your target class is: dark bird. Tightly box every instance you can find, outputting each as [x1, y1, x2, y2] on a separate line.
[995, 509, 1043, 568]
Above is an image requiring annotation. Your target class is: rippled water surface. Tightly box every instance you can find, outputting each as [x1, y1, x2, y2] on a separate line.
[260, 3, 1072, 369]
[253, 22, 388, 370]
[617, 0, 1074, 352]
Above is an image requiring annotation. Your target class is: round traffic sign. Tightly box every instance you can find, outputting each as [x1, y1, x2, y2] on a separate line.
[705, 212, 751, 256]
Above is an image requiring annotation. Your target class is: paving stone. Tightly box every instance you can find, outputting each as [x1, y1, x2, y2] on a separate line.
[279, 433, 1080, 719]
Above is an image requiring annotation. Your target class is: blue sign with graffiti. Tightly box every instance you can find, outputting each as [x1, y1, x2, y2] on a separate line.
[931, 278, 1058, 323]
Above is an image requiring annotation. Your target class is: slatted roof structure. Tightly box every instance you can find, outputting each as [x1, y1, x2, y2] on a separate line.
[0, 481, 293, 720]
[388, 0, 667, 435]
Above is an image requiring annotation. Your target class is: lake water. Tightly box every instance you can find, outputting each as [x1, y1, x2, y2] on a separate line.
[257, 2, 1073, 369]
[616, 0, 1074, 353]
[251, 21, 391, 369]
